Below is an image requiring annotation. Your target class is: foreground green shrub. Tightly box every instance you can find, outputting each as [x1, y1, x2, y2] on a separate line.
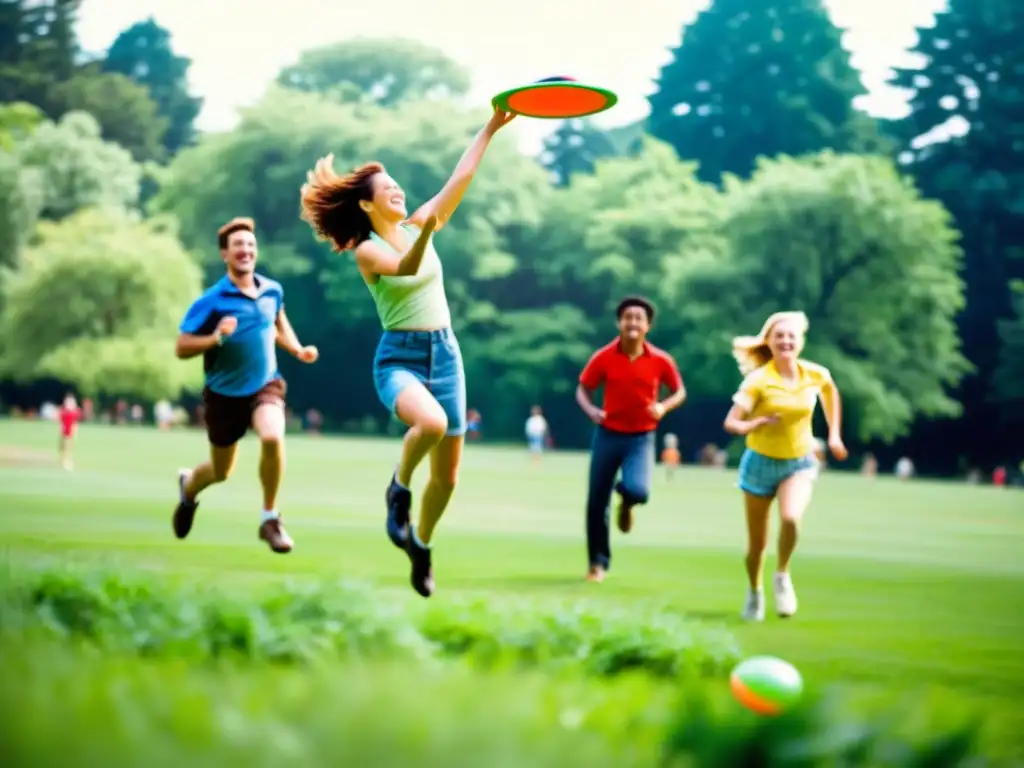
[661, 690, 988, 767]
[420, 597, 740, 679]
[0, 563, 738, 678]
[0, 633, 999, 768]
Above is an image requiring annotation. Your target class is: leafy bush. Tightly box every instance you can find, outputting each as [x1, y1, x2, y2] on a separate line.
[660, 689, 988, 767]
[419, 597, 740, 679]
[0, 632, 997, 768]
[0, 563, 738, 678]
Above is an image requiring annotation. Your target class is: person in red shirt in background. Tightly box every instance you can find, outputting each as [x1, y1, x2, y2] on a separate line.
[58, 393, 82, 470]
[575, 296, 687, 583]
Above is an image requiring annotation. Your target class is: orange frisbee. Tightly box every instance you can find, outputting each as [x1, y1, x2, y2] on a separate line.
[492, 76, 618, 119]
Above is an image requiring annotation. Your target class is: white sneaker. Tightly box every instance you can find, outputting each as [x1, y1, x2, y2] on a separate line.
[741, 588, 765, 621]
[773, 572, 798, 618]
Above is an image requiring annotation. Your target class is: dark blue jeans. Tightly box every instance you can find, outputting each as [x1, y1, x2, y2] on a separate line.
[585, 426, 655, 570]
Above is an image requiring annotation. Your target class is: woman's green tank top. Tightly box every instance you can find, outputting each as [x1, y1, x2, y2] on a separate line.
[365, 223, 451, 331]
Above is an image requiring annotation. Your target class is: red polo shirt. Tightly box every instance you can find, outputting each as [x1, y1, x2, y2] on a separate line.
[579, 339, 683, 434]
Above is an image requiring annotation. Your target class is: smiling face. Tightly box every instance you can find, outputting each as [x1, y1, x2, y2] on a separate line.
[617, 304, 651, 342]
[221, 229, 257, 276]
[768, 317, 805, 362]
[359, 172, 407, 222]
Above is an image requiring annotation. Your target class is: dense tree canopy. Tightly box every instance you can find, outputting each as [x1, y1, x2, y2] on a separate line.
[276, 38, 471, 107]
[103, 17, 203, 156]
[889, 0, 1024, 460]
[0, 208, 203, 400]
[647, 0, 876, 182]
[0, 8, 1020, 470]
[49, 66, 168, 162]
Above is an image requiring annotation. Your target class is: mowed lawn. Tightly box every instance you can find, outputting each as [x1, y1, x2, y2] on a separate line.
[1, 419, 1023, 738]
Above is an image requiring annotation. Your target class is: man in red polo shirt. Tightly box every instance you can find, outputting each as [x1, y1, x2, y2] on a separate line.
[575, 296, 686, 582]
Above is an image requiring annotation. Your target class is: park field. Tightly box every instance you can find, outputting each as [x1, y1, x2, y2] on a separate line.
[0, 418, 1022, 766]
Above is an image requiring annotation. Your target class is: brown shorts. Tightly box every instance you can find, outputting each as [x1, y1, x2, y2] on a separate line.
[203, 378, 287, 448]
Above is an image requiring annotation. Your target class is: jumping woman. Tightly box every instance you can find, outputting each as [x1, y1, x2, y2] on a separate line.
[298, 107, 515, 598]
[723, 311, 847, 621]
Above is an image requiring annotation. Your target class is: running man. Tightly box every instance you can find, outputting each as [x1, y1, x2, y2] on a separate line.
[172, 217, 319, 553]
[723, 311, 847, 621]
[298, 107, 515, 597]
[575, 296, 687, 582]
[58, 393, 82, 470]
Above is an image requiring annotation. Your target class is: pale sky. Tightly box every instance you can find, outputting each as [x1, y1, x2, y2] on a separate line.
[77, 0, 947, 154]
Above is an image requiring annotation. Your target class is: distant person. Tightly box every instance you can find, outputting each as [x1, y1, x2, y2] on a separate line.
[895, 456, 915, 481]
[861, 453, 878, 478]
[661, 433, 681, 481]
[525, 405, 549, 464]
[154, 399, 174, 430]
[466, 408, 482, 441]
[576, 296, 686, 583]
[723, 311, 847, 622]
[172, 216, 319, 555]
[992, 466, 1006, 487]
[297, 106, 515, 598]
[58, 393, 82, 470]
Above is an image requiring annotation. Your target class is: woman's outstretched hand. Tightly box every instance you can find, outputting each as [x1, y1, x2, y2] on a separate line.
[486, 108, 516, 135]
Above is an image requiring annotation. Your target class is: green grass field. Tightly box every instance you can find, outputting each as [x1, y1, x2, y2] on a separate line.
[1, 418, 1022, 765]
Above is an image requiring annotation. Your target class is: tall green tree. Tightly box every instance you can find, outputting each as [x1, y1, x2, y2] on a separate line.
[647, 0, 876, 182]
[276, 38, 471, 106]
[992, 283, 1024, 422]
[103, 17, 203, 156]
[0, 102, 43, 151]
[15, 110, 141, 221]
[889, 0, 1024, 458]
[0, 0, 80, 114]
[0, 151, 43, 275]
[540, 119, 618, 186]
[680, 152, 970, 443]
[0, 208, 203, 400]
[49, 66, 168, 162]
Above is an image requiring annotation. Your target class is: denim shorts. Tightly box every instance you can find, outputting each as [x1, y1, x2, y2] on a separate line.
[373, 328, 466, 437]
[737, 448, 818, 498]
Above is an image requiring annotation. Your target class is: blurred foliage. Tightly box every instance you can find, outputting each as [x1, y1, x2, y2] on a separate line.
[0, 562, 1004, 767]
[888, 0, 1024, 456]
[0, 207, 203, 399]
[647, 0, 882, 184]
[1, 563, 737, 678]
[102, 16, 203, 156]
[0, 6, 1020, 466]
[276, 37, 472, 107]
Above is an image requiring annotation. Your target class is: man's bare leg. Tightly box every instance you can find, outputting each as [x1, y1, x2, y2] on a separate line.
[173, 444, 237, 539]
[252, 402, 292, 553]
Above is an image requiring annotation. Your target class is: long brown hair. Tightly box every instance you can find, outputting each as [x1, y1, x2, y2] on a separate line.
[299, 154, 383, 252]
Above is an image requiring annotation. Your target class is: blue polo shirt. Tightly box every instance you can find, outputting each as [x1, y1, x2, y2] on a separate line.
[179, 273, 284, 397]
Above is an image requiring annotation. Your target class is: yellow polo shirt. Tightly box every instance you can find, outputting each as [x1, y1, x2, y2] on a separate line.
[731, 359, 833, 460]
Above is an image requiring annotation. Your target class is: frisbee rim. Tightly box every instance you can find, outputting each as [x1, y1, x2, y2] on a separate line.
[491, 81, 618, 119]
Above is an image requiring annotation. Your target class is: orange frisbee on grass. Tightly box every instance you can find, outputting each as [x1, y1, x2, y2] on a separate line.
[491, 76, 618, 119]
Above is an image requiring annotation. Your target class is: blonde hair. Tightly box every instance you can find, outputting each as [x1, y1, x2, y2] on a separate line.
[731, 311, 809, 376]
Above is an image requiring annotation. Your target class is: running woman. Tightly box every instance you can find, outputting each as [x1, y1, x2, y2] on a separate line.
[172, 217, 319, 554]
[298, 107, 515, 598]
[576, 296, 686, 582]
[723, 311, 847, 621]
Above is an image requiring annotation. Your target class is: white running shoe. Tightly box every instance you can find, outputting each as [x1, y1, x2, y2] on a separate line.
[773, 571, 798, 618]
[741, 588, 765, 621]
